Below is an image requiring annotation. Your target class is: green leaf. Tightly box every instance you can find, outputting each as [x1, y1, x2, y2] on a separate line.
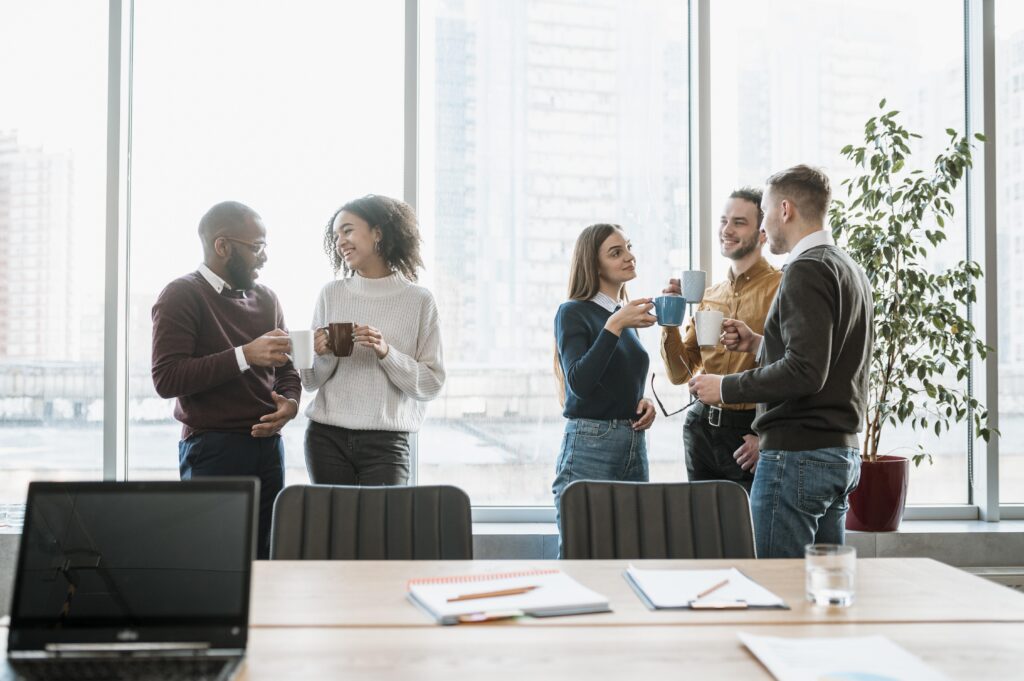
[831, 109, 989, 463]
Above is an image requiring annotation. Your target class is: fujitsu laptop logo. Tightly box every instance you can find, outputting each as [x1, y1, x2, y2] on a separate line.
[116, 629, 139, 641]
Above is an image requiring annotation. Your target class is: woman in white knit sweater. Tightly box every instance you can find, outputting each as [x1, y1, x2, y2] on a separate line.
[302, 194, 445, 485]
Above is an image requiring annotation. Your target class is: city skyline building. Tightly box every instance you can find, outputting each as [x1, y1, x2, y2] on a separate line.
[431, 0, 688, 422]
[0, 131, 88, 363]
[997, 27, 1024, 408]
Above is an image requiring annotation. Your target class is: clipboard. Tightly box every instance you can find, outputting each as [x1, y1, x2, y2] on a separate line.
[623, 566, 789, 611]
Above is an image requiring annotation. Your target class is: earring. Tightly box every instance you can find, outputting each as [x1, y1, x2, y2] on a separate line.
[374, 240, 382, 253]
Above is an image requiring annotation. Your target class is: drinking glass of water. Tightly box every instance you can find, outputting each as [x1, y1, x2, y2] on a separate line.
[805, 544, 856, 607]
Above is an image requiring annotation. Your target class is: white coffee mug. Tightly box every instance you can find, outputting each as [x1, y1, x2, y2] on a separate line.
[695, 310, 724, 348]
[680, 270, 707, 302]
[289, 329, 315, 370]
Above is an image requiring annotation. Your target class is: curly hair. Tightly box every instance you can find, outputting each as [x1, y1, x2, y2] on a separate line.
[323, 194, 424, 281]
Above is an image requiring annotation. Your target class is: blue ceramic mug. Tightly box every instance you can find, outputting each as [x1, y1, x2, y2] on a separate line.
[654, 294, 686, 327]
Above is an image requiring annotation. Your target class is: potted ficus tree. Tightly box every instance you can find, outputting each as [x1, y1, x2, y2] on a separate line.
[829, 100, 996, 532]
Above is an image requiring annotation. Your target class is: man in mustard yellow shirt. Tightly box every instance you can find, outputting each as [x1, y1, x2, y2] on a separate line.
[660, 188, 781, 492]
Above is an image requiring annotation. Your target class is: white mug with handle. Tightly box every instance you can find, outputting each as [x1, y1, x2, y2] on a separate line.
[694, 310, 724, 348]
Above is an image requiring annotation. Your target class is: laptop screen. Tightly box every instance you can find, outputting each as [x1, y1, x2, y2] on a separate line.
[8, 480, 255, 648]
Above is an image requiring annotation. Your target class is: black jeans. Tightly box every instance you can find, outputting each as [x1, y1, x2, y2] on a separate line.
[682, 404, 756, 493]
[304, 420, 411, 486]
[178, 431, 284, 560]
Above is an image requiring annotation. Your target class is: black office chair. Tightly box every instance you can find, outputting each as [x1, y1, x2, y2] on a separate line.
[558, 480, 756, 559]
[270, 484, 473, 559]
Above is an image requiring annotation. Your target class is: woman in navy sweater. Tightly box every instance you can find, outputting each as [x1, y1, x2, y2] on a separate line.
[552, 223, 657, 531]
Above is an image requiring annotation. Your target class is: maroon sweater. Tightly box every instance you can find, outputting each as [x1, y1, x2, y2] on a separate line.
[151, 271, 301, 439]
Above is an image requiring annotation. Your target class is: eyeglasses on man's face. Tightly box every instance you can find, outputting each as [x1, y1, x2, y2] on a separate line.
[649, 372, 699, 418]
[219, 236, 268, 257]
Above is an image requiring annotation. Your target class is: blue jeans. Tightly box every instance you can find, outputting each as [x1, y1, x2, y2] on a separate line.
[750, 447, 861, 558]
[552, 418, 649, 545]
[179, 431, 285, 560]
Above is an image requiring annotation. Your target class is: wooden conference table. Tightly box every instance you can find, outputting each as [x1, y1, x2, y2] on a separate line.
[250, 558, 1024, 627]
[3, 623, 1022, 680]
[234, 623, 1023, 680]
[4, 559, 1024, 679]
[239, 558, 1024, 679]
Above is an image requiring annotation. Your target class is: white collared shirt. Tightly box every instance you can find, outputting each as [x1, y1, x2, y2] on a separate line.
[589, 291, 620, 313]
[198, 263, 250, 373]
[785, 229, 835, 265]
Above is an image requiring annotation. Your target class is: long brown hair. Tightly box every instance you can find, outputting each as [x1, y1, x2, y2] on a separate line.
[554, 224, 628, 406]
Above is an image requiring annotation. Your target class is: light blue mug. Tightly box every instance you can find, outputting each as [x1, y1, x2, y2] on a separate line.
[653, 294, 686, 327]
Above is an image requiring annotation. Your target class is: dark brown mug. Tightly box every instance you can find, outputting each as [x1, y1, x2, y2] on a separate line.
[324, 322, 355, 357]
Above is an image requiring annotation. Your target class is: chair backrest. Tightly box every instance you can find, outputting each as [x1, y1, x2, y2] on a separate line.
[559, 480, 756, 559]
[270, 484, 473, 560]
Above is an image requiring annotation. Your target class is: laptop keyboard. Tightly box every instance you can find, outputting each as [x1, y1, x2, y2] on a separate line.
[9, 657, 236, 681]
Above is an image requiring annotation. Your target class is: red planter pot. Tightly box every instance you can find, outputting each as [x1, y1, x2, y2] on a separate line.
[845, 455, 909, 532]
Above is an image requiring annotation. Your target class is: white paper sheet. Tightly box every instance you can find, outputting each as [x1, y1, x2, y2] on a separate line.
[738, 632, 950, 681]
[625, 565, 785, 608]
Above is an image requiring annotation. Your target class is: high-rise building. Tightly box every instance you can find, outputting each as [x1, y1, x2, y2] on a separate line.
[732, 0, 917, 183]
[432, 0, 688, 406]
[0, 131, 77, 361]
[997, 28, 1024, 405]
[434, 0, 480, 365]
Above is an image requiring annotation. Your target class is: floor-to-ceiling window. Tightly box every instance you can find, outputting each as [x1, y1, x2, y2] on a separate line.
[3, 0, 1014, 517]
[417, 0, 690, 505]
[0, 1, 108, 504]
[709, 0, 971, 504]
[996, 0, 1024, 505]
[126, 0, 405, 484]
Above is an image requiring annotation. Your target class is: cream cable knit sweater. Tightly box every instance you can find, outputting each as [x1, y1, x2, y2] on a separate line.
[301, 273, 445, 432]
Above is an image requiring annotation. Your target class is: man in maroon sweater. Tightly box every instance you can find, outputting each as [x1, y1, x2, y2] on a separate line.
[152, 201, 301, 559]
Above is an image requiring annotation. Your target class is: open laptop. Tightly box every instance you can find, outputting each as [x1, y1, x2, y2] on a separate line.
[4, 479, 257, 681]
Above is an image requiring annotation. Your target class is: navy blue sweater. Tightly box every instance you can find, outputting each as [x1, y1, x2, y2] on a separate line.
[555, 300, 649, 420]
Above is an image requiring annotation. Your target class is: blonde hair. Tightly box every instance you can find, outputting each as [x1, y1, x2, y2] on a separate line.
[554, 224, 628, 406]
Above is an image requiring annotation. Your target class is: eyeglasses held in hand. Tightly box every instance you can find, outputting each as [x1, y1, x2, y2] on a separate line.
[650, 372, 699, 418]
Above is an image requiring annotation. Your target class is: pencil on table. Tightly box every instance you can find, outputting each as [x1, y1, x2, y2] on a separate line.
[447, 585, 540, 603]
[695, 578, 730, 600]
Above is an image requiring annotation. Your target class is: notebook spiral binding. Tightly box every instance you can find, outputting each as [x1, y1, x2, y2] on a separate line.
[406, 568, 560, 590]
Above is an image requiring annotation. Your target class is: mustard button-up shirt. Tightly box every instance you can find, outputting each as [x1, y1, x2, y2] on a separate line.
[660, 257, 782, 411]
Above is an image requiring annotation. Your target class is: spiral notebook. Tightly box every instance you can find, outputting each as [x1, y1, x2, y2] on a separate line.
[406, 569, 611, 625]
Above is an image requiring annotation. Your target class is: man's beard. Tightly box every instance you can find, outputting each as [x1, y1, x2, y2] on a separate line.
[226, 251, 256, 290]
[724, 234, 760, 261]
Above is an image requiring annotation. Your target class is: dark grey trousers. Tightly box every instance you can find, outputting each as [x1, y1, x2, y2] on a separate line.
[304, 419, 411, 485]
[682, 405, 756, 493]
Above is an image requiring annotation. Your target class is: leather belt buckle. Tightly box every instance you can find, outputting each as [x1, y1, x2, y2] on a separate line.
[708, 405, 722, 427]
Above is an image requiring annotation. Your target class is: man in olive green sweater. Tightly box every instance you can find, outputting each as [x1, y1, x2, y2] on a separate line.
[689, 165, 873, 558]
